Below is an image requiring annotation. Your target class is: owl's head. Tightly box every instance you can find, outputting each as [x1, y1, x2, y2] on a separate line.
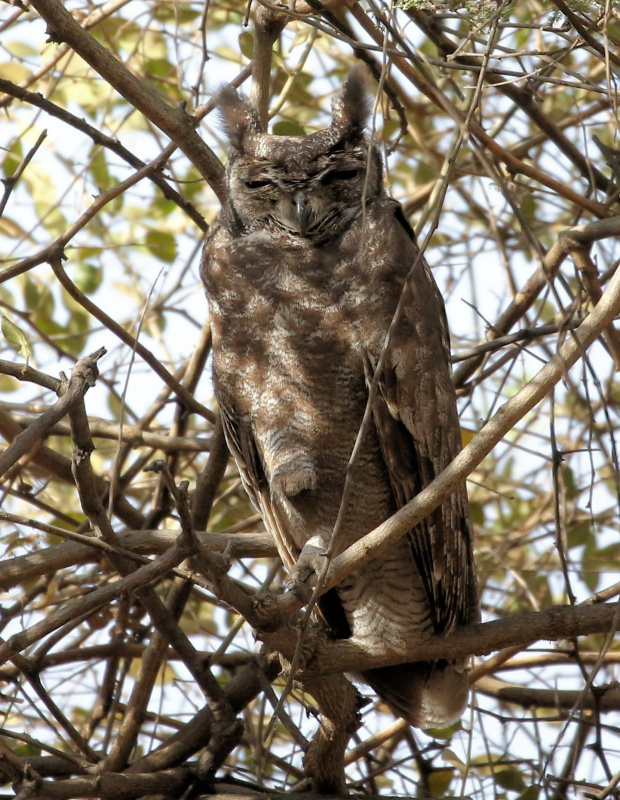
[217, 68, 383, 243]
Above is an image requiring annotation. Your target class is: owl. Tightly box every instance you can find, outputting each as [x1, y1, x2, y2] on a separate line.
[201, 68, 479, 729]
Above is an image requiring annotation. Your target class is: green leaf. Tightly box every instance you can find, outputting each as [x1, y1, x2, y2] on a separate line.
[469, 501, 485, 526]
[145, 229, 177, 263]
[516, 786, 540, 800]
[4, 40, 39, 57]
[0, 375, 19, 392]
[90, 148, 113, 191]
[562, 466, 578, 500]
[428, 769, 454, 797]
[495, 769, 527, 793]
[73, 263, 102, 294]
[441, 748, 467, 774]
[0, 61, 31, 83]
[567, 521, 591, 549]
[144, 57, 173, 78]
[2, 138, 22, 178]
[426, 719, 462, 739]
[238, 31, 254, 60]
[272, 121, 306, 136]
[1, 316, 32, 362]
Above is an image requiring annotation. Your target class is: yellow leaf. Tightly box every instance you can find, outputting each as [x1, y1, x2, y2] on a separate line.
[1, 316, 32, 362]
[0, 61, 30, 82]
[461, 427, 476, 446]
[428, 768, 454, 797]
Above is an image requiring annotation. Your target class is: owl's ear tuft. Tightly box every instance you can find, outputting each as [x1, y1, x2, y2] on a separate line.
[332, 65, 372, 139]
[217, 86, 263, 151]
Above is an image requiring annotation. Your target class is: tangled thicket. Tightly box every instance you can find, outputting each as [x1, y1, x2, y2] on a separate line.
[0, 0, 619, 798]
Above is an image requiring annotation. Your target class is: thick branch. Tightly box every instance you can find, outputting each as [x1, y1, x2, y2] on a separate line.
[0, 528, 275, 592]
[476, 676, 620, 712]
[0, 348, 105, 478]
[27, 0, 225, 199]
[298, 602, 620, 678]
[251, 7, 286, 129]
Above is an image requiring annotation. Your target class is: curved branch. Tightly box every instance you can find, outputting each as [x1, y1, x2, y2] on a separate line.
[298, 602, 620, 678]
[476, 675, 620, 712]
[0, 77, 208, 232]
[27, 0, 225, 199]
[0, 526, 276, 592]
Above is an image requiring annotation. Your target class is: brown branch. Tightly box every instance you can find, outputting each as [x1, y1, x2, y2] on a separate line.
[146, 318, 214, 529]
[62, 405, 245, 781]
[345, 1, 610, 219]
[0, 359, 61, 392]
[0, 0, 134, 109]
[251, 7, 287, 129]
[0, 348, 106, 479]
[0, 541, 191, 667]
[27, 0, 225, 200]
[104, 577, 194, 772]
[0, 78, 207, 232]
[0, 129, 47, 219]
[12, 767, 195, 800]
[0, 406, 145, 530]
[0, 527, 275, 592]
[285, 0, 409, 134]
[0, 644, 262, 680]
[49, 256, 215, 423]
[192, 415, 230, 531]
[451, 318, 589, 363]
[476, 675, 620, 712]
[549, 0, 620, 70]
[298, 602, 620, 678]
[408, 8, 612, 196]
[570, 247, 620, 369]
[7, 414, 212, 453]
[0, 150, 177, 284]
[454, 217, 620, 383]
[127, 652, 281, 775]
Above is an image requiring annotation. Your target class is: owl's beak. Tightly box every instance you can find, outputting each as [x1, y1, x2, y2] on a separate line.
[293, 192, 311, 236]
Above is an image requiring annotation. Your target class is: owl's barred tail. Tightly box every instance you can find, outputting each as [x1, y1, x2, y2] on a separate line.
[363, 660, 469, 729]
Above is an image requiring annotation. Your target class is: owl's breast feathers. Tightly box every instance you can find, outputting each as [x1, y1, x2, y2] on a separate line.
[202, 193, 479, 727]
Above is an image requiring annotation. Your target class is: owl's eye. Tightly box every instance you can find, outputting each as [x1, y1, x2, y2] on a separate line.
[322, 169, 359, 184]
[244, 179, 272, 190]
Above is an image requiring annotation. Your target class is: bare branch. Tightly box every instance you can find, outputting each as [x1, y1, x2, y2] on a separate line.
[297, 602, 620, 678]
[27, 0, 226, 199]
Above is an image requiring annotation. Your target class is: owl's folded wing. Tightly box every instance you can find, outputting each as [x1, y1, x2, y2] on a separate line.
[218, 401, 299, 570]
[364, 208, 478, 633]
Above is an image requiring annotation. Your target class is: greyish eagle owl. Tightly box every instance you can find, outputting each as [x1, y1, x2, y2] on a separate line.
[201, 69, 479, 729]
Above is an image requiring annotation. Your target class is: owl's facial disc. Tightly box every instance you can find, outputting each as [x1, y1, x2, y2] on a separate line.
[231, 154, 381, 241]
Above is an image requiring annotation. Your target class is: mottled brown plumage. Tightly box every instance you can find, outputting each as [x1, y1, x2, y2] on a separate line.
[201, 69, 479, 728]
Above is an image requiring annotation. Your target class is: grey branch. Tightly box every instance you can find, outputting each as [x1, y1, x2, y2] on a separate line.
[298, 602, 620, 678]
[0, 347, 106, 479]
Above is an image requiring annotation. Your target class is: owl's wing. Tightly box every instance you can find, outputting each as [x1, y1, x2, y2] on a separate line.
[365, 202, 477, 634]
[218, 400, 299, 570]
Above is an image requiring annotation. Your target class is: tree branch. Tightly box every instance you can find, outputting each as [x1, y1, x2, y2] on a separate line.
[0, 348, 106, 479]
[298, 602, 620, 678]
[27, 0, 226, 200]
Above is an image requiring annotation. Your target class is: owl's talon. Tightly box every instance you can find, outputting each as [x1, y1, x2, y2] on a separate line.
[286, 554, 328, 602]
[286, 578, 313, 603]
